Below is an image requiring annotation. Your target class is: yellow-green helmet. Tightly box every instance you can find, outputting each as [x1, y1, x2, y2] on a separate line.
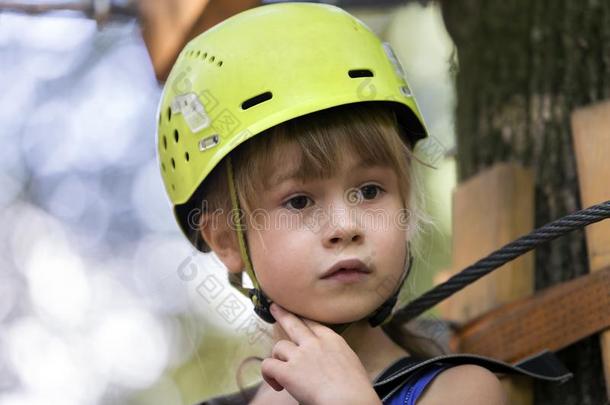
[156, 2, 427, 329]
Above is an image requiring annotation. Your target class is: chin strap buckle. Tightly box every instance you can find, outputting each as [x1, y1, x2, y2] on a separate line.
[249, 288, 276, 323]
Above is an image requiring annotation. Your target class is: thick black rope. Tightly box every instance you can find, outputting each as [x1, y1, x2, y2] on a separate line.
[392, 200, 610, 324]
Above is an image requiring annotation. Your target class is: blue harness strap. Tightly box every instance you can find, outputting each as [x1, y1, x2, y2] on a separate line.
[385, 364, 453, 405]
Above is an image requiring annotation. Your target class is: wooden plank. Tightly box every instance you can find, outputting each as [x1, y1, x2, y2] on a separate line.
[571, 100, 610, 399]
[436, 162, 535, 404]
[438, 163, 535, 323]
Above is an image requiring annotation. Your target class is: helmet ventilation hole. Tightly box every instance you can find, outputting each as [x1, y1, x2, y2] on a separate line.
[242, 91, 273, 110]
[171, 158, 176, 170]
[185, 151, 190, 162]
[187, 50, 222, 66]
[171, 184, 175, 190]
[162, 135, 167, 150]
[348, 69, 374, 78]
[174, 129, 179, 143]
[161, 163, 166, 172]
[167, 107, 172, 122]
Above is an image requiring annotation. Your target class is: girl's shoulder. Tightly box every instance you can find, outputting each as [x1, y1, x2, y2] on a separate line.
[415, 364, 507, 404]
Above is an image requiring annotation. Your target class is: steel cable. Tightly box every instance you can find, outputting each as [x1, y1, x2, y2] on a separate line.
[392, 200, 610, 324]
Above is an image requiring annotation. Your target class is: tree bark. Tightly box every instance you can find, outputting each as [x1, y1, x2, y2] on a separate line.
[441, 1, 610, 404]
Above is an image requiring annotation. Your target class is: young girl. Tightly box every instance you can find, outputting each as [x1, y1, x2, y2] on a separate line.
[156, 3, 510, 404]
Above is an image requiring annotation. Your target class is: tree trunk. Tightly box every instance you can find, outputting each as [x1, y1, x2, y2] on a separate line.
[441, 1, 610, 404]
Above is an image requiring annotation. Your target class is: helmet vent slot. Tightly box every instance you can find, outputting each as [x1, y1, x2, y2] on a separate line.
[186, 50, 223, 66]
[241, 92, 273, 110]
[348, 69, 374, 78]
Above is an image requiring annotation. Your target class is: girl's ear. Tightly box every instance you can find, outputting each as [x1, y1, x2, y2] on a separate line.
[200, 212, 244, 274]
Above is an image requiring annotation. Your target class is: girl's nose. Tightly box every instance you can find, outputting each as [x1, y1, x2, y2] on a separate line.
[322, 203, 364, 249]
[324, 229, 363, 248]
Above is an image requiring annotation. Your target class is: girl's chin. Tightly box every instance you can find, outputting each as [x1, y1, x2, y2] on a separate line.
[299, 306, 378, 325]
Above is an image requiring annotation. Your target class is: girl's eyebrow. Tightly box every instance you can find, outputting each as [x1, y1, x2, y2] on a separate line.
[269, 159, 384, 189]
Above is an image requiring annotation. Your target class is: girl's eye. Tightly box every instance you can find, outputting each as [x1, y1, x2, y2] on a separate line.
[360, 184, 384, 200]
[283, 195, 312, 210]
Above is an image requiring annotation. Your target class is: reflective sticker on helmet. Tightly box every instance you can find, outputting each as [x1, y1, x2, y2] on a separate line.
[382, 42, 414, 98]
[199, 134, 220, 151]
[400, 86, 412, 98]
[171, 92, 211, 133]
[382, 42, 405, 78]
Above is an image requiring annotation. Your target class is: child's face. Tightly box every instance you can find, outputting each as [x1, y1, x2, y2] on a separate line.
[242, 143, 409, 324]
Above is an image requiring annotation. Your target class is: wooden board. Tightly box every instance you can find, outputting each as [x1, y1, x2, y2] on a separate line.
[436, 162, 535, 404]
[438, 163, 535, 323]
[571, 100, 610, 399]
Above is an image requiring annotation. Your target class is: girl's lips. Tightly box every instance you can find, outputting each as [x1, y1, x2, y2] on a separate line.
[320, 258, 371, 279]
[321, 268, 370, 283]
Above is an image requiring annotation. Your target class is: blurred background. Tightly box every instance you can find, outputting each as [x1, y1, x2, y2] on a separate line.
[0, 1, 457, 403]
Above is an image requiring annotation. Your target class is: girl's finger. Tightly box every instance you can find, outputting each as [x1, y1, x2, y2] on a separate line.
[270, 303, 315, 345]
[261, 358, 286, 392]
[271, 339, 298, 362]
[301, 318, 334, 338]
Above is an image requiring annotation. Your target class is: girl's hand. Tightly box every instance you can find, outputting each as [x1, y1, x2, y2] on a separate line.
[261, 303, 382, 405]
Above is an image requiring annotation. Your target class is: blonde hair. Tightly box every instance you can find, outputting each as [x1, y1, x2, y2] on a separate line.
[195, 102, 446, 395]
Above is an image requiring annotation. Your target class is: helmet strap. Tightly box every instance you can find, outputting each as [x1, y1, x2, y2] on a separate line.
[366, 246, 413, 327]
